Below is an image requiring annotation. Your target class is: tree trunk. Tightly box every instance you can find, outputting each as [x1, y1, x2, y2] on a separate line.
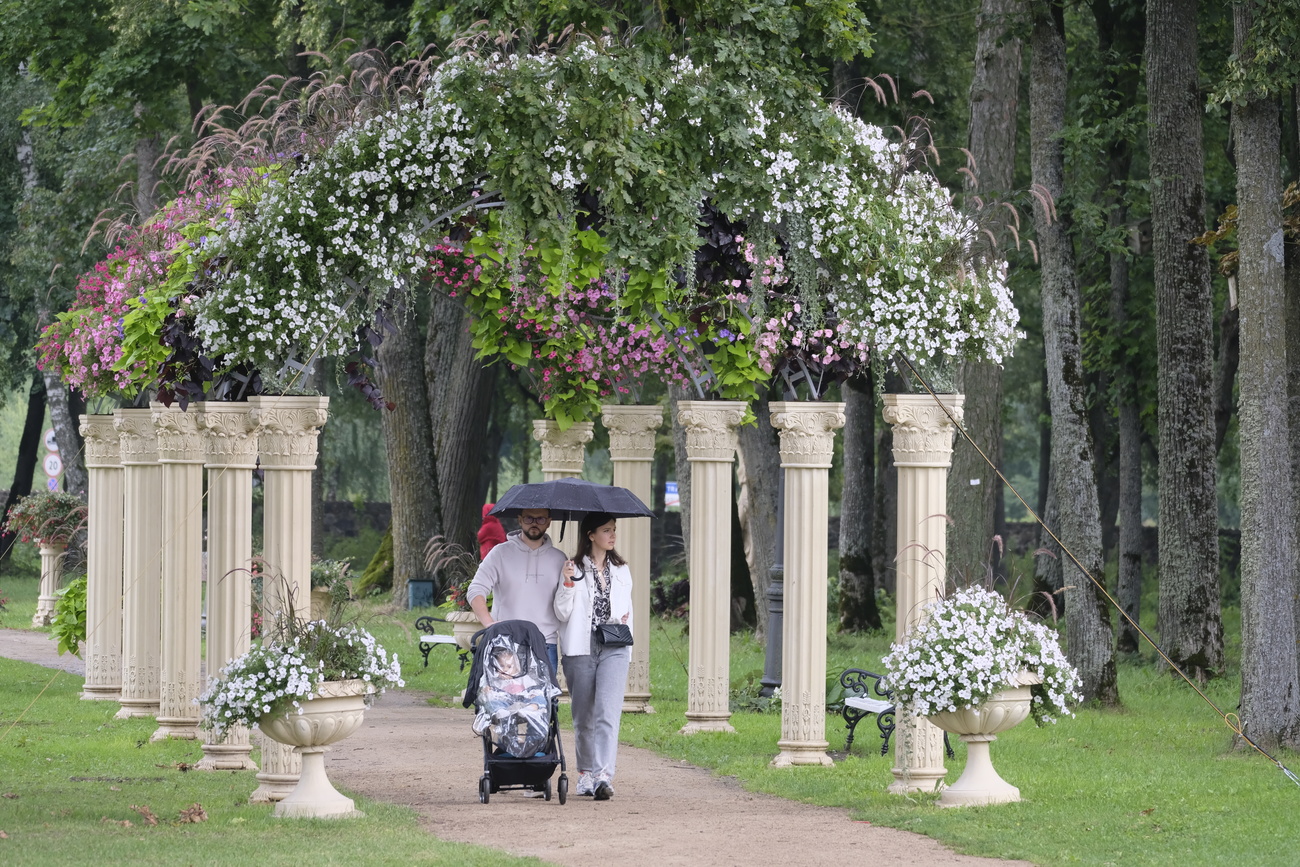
[134, 127, 161, 219]
[0, 378, 47, 565]
[838, 373, 881, 631]
[311, 363, 326, 558]
[948, 0, 1023, 587]
[1291, 85, 1300, 687]
[377, 305, 441, 605]
[1214, 302, 1240, 455]
[1030, 0, 1118, 705]
[1147, 0, 1224, 680]
[873, 369, 903, 597]
[425, 296, 492, 554]
[1233, 3, 1300, 749]
[736, 394, 779, 641]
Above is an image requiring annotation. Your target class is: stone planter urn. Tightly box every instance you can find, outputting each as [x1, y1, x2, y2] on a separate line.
[33, 541, 68, 627]
[445, 609, 482, 651]
[309, 587, 332, 622]
[258, 679, 372, 819]
[927, 672, 1042, 807]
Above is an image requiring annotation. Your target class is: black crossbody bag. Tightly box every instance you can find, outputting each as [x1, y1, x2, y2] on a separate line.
[594, 622, 633, 647]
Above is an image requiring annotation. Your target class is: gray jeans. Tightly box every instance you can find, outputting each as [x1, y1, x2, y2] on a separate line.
[562, 644, 631, 781]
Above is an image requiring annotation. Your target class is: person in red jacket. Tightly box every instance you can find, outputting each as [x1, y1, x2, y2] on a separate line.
[477, 503, 507, 560]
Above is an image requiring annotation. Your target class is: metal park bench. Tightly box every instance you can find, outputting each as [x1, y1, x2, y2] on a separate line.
[839, 667, 954, 758]
[416, 615, 470, 670]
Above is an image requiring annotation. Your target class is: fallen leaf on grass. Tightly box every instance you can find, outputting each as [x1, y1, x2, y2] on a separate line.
[101, 817, 133, 827]
[0, 830, 9, 838]
[1, 793, 17, 799]
[130, 805, 159, 826]
[178, 804, 207, 823]
[1139, 808, 1155, 816]
[109, 786, 120, 792]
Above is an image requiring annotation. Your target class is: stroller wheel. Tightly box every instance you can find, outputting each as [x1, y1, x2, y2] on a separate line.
[557, 775, 568, 805]
[543, 780, 552, 801]
[478, 775, 490, 804]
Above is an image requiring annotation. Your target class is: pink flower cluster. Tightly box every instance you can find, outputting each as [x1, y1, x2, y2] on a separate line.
[426, 241, 480, 295]
[501, 276, 689, 403]
[754, 302, 862, 374]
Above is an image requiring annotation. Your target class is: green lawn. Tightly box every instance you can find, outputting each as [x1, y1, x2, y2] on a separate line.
[3, 570, 1297, 866]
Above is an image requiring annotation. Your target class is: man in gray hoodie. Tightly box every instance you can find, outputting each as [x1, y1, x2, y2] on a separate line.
[467, 507, 568, 677]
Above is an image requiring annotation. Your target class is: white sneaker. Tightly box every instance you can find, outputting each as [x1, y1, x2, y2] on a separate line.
[575, 772, 595, 796]
[593, 778, 613, 801]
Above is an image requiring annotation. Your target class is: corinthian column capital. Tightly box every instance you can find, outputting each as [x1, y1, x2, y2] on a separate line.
[769, 401, 846, 469]
[195, 402, 260, 469]
[676, 400, 746, 462]
[114, 407, 160, 465]
[249, 395, 329, 471]
[532, 420, 594, 476]
[881, 393, 965, 467]
[80, 414, 121, 468]
[600, 405, 663, 461]
[151, 402, 206, 463]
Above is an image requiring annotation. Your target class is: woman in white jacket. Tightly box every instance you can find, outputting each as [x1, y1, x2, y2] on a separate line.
[555, 511, 633, 801]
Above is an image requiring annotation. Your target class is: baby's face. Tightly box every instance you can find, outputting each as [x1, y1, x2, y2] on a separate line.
[494, 650, 522, 676]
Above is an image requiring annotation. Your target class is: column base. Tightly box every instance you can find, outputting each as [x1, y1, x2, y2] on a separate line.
[81, 685, 122, 701]
[32, 598, 57, 627]
[115, 700, 160, 719]
[887, 766, 948, 795]
[151, 719, 201, 741]
[622, 692, 655, 714]
[679, 714, 736, 735]
[196, 744, 259, 772]
[250, 773, 299, 803]
[771, 740, 834, 767]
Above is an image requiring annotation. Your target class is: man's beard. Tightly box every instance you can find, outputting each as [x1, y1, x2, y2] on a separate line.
[524, 525, 545, 540]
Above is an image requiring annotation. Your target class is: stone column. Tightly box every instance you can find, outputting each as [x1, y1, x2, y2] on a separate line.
[769, 401, 845, 767]
[80, 414, 124, 701]
[601, 404, 662, 714]
[676, 400, 746, 735]
[151, 403, 206, 741]
[883, 392, 964, 794]
[532, 419, 595, 539]
[32, 543, 67, 627]
[195, 401, 260, 770]
[114, 407, 162, 719]
[248, 394, 329, 802]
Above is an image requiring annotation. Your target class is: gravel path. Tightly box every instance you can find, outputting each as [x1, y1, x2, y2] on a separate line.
[1, 628, 1031, 867]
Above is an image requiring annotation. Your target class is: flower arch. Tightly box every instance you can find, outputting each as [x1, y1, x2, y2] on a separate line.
[39, 38, 1021, 423]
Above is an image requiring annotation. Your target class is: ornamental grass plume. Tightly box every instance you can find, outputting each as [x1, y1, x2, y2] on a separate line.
[883, 584, 1083, 726]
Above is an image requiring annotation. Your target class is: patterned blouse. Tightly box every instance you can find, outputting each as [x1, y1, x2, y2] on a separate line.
[589, 560, 612, 631]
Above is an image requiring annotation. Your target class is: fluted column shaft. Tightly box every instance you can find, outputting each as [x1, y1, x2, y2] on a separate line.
[114, 407, 162, 719]
[196, 402, 259, 770]
[601, 405, 662, 714]
[249, 395, 329, 802]
[883, 393, 964, 794]
[80, 414, 123, 700]
[152, 403, 206, 741]
[677, 401, 746, 735]
[770, 402, 845, 767]
[33, 544, 67, 627]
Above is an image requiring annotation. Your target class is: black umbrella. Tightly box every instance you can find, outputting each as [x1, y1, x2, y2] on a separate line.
[489, 477, 655, 523]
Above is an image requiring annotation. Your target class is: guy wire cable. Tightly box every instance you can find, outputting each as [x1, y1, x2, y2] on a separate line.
[898, 353, 1300, 788]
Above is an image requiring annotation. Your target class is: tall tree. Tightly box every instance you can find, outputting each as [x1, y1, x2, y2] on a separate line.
[737, 392, 780, 640]
[1146, 0, 1223, 676]
[1230, 0, 1300, 750]
[948, 0, 1024, 585]
[1029, 0, 1118, 704]
[838, 373, 880, 631]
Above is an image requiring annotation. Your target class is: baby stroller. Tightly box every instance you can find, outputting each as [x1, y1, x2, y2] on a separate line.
[463, 619, 569, 804]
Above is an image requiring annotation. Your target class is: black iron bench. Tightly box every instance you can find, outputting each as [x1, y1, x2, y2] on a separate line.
[416, 615, 471, 670]
[839, 668, 954, 758]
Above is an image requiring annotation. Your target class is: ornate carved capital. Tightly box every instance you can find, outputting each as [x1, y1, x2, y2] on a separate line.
[114, 408, 160, 465]
[881, 393, 965, 467]
[676, 400, 746, 462]
[151, 402, 206, 463]
[769, 401, 846, 468]
[532, 420, 594, 475]
[80, 414, 121, 468]
[194, 402, 260, 469]
[600, 405, 663, 461]
[249, 396, 329, 471]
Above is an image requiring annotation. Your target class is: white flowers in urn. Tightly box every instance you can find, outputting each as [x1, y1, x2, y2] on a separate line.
[883, 584, 1082, 726]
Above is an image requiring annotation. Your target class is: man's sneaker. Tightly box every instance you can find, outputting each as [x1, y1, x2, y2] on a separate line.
[575, 773, 595, 796]
[593, 779, 613, 801]
[522, 789, 545, 798]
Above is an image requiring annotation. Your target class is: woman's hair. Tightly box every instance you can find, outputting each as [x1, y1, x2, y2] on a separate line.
[572, 511, 626, 568]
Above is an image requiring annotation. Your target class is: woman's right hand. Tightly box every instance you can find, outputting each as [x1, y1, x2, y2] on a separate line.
[562, 560, 580, 584]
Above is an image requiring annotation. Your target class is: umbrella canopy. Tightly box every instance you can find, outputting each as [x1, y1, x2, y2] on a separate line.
[489, 477, 655, 522]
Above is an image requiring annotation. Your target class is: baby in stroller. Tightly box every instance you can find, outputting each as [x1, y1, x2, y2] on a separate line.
[472, 634, 560, 758]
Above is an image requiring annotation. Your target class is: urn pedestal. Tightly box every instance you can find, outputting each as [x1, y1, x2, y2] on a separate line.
[258, 679, 370, 819]
[927, 674, 1040, 808]
[32, 542, 67, 627]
